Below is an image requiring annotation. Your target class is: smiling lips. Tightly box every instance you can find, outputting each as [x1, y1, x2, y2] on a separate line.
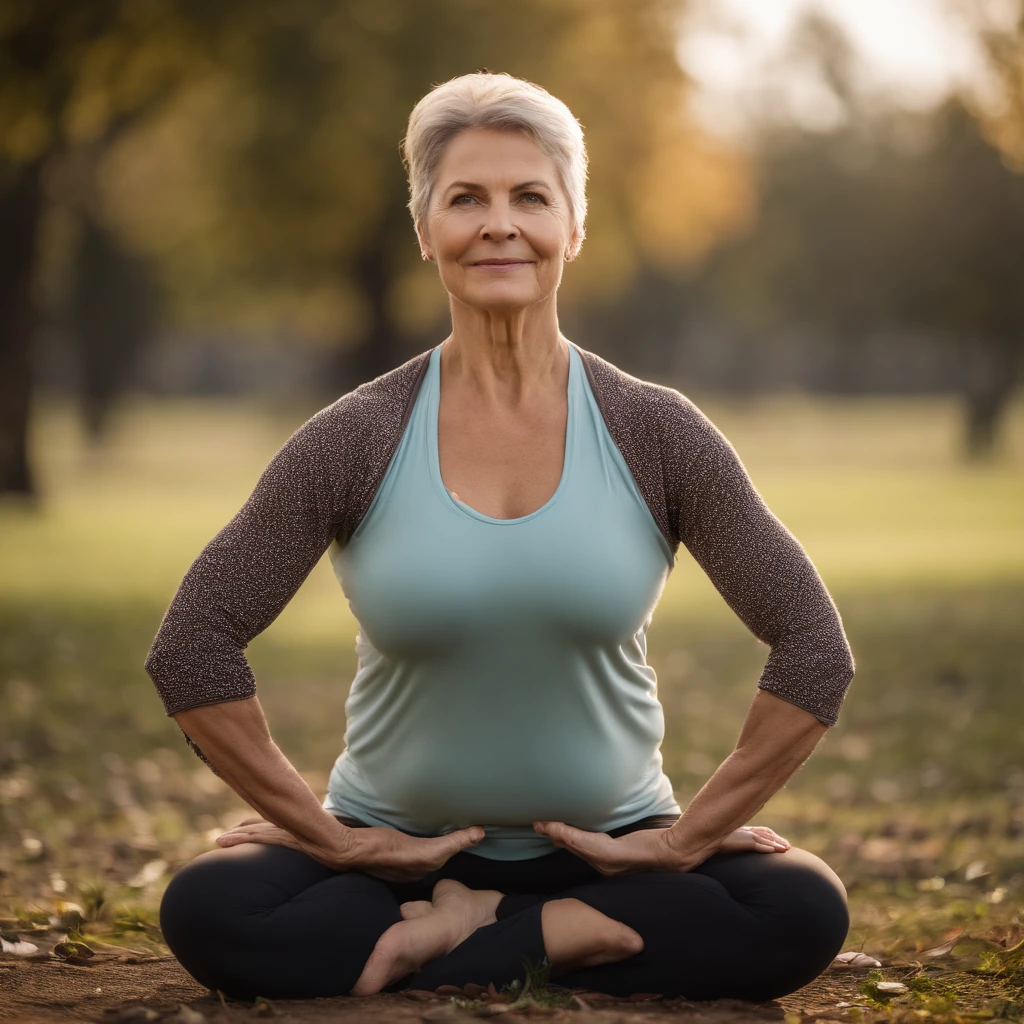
[472, 258, 533, 266]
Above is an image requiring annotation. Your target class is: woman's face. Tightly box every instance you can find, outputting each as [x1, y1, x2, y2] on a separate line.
[417, 127, 576, 314]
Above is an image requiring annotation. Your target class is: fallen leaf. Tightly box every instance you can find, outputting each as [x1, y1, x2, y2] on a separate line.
[108, 1007, 160, 1023]
[876, 982, 909, 994]
[922, 932, 964, 958]
[53, 938, 95, 963]
[0, 934, 39, 956]
[434, 984, 465, 997]
[403, 990, 439, 1002]
[126, 859, 168, 888]
[834, 951, 882, 968]
[164, 1005, 206, 1024]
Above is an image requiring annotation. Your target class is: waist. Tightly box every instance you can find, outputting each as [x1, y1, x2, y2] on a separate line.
[331, 811, 681, 837]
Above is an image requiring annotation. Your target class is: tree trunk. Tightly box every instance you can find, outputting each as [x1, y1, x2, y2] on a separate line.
[961, 335, 1022, 461]
[0, 160, 44, 498]
[330, 188, 419, 394]
[70, 212, 162, 441]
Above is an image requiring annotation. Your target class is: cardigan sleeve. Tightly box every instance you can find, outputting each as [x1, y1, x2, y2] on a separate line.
[662, 391, 855, 726]
[143, 409, 344, 722]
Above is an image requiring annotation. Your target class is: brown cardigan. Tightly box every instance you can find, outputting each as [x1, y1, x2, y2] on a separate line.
[144, 341, 855, 772]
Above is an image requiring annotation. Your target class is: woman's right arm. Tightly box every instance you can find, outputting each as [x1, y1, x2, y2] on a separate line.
[144, 409, 342, 724]
[144, 403, 486, 878]
[173, 697, 357, 868]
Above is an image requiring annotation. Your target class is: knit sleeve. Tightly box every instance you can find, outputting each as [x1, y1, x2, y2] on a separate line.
[662, 392, 855, 726]
[143, 408, 344, 720]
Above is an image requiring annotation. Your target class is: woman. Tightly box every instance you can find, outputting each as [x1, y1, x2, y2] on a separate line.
[146, 71, 855, 1003]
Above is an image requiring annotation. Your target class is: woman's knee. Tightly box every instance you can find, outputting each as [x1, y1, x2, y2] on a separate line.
[160, 848, 243, 944]
[771, 846, 849, 936]
[747, 847, 850, 997]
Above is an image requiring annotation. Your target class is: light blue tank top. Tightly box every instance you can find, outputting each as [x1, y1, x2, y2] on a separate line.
[322, 342, 681, 860]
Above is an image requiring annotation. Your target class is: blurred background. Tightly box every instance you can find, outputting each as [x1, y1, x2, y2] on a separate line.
[0, 0, 1022, 977]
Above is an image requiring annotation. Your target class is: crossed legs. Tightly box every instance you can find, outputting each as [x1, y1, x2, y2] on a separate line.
[351, 880, 644, 995]
[159, 840, 849, 1003]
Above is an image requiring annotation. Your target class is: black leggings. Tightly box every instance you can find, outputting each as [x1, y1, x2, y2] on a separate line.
[159, 812, 849, 1003]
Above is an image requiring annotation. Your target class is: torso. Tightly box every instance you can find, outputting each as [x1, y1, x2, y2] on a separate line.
[322, 340, 680, 860]
[436, 342, 570, 520]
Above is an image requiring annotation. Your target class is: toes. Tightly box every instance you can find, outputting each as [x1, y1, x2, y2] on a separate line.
[400, 900, 434, 920]
[351, 924, 412, 996]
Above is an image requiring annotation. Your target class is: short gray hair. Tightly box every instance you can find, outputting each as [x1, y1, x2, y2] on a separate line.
[400, 71, 589, 260]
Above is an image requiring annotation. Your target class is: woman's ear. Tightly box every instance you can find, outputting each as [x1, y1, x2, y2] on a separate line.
[415, 218, 433, 262]
[564, 225, 582, 262]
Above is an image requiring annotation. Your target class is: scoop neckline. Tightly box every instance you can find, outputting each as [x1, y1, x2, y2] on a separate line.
[427, 342, 579, 526]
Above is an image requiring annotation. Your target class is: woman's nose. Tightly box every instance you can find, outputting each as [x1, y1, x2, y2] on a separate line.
[480, 200, 519, 240]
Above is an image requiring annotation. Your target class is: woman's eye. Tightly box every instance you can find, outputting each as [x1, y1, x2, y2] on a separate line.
[451, 193, 546, 205]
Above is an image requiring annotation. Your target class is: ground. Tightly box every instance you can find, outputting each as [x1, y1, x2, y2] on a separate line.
[2, 396, 1022, 1024]
[2, 922, 1023, 1023]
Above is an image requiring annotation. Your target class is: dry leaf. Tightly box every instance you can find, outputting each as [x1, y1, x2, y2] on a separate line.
[834, 950, 882, 968]
[164, 1007, 206, 1024]
[922, 933, 964, 958]
[108, 1007, 160, 1023]
[126, 859, 168, 888]
[876, 982, 909, 994]
[0, 934, 39, 956]
[53, 938, 95, 963]
[403, 989, 439, 1001]
[965, 860, 989, 881]
[164, 1004, 206, 1024]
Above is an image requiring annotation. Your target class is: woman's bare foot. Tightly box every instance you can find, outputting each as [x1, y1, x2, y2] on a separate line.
[399, 900, 433, 920]
[542, 898, 645, 979]
[350, 879, 504, 996]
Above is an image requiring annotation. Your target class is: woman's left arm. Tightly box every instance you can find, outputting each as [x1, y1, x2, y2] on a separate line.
[662, 689, 827, 867]
[534, 387, 854, 872]
[660, 389, 854, 861]
[664, 389, 856, 727]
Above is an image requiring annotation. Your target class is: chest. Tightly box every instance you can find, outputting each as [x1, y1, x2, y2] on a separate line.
[436, 394, 568, 521]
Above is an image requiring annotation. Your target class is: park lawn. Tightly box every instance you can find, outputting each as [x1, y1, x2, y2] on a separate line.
[0, 393, 1022, 1022]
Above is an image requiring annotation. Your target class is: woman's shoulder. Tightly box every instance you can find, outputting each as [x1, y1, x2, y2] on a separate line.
[571, 342, 725, 452]
[311, 347, 434, 438]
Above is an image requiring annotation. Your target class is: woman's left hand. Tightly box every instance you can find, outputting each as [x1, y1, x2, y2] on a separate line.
[532, 820, 790, 876]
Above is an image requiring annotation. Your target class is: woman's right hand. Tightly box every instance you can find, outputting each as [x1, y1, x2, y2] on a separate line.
[335, 824, 487, 882]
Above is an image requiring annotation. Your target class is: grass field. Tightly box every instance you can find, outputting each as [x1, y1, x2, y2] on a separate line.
[1, 391, 1022, 1021]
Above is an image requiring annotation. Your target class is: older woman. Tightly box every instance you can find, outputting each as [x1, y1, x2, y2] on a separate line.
[147, 71, 855, 1003]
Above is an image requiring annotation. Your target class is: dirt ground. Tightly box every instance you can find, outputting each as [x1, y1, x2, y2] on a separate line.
[3, 930, 1023, 1024]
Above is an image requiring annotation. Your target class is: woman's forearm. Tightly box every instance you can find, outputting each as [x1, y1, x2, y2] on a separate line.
[666, 688, 829, 867]
[173, 697, 349, 855]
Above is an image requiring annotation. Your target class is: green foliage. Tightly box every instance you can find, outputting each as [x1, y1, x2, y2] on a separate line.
[976, 939, 1024, 992]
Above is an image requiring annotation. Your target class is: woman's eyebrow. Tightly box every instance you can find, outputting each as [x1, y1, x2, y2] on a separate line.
[443, 179, 552, 193]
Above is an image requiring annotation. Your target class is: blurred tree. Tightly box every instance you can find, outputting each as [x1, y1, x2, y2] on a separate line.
[99, 0, 750, 391]
[69, 212, 163, 440]
[955, 0, 1024, 172]
[4, 0, 753, 497]
[689, 9, 1024, 458]
[898, 98, 1024, 459]
[0, 0, 221, 495]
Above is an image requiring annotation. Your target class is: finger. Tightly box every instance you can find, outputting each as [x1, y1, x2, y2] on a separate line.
[746, 826, 789, 847]
[438, 826, 486, 855]
[536, 822, 616, 862]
